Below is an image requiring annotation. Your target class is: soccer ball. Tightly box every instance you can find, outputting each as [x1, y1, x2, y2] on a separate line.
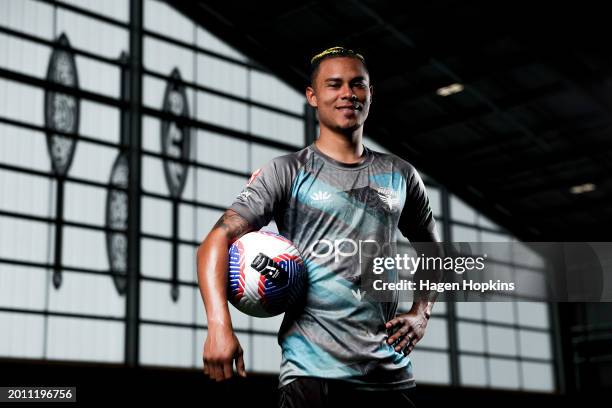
[228, 231, 306, 317]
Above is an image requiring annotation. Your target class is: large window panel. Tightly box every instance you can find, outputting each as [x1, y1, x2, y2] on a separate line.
[459, 355, 487, 386]
[0, 216, 51, 264]
[177, 203, 197, 241]
[56, 7, 128, 59]
[0, 312, 45, 359]
[58, 0, 129, 23]
[194, 168, 246, 208]
[0, 265, 47, 311]
[249, 70, 304, 115]
[47, 316, 124, 363]
[486, 326, 518, 357]
[0, 32, 50, 78]
[74, 57, 121, 99]
[521, 362, 554, 392]
[141, 155, 176, 196]
[144, 0, 194, 44]
[483, 302, 516, 325]
[141, 196, 173, 237]
[518, 329, 552, 360]
[62, 227, 108, 270]
[141, 116, 161, 152]
[411, 350, 450, 384]
[144, 36, 195, 82]
[0, 0, 55, 39]
[67, 142, 117, 183]
[178, 243, 197, 283]
[196, 53, 248, 98]
[194, 129, 250, 173]
[450, 195, 476, 224]
[196, 91, 248, 132]
[457, 321, 485, 353]
[0, 125, 50, 172]
[143, 75, 196, 113]
[516, 302, 550, 329]
[250, 106, 304, 147]
[418, 316, 449, 350]
[140, 238, 172, 279]
[63, 182, 107, 227]
[80, 101, 121, 144]
[456, 302, 484, 320]
[48, 271, 125, 317]
[488, 358, 520, 389]
[140, 281, 194, 325]
[0, 170, 53, 218]
[140, 324, 193, 367]
[0, 79, 44, 125]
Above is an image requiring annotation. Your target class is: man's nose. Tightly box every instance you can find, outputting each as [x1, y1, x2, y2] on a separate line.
[340, 84, 355, 100]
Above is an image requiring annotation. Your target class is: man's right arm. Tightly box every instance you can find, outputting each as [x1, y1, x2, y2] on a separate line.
[196, 209, 252, 381]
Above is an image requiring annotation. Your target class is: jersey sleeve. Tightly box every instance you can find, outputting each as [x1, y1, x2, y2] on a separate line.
[228, 158, 289, 230]
[398, 166, 440, 242]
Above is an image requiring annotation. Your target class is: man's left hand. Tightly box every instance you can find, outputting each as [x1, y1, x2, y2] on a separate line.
[384, 309, 430, 355]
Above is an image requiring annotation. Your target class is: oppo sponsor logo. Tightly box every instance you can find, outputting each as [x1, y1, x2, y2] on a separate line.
[308, 238, 392, 262]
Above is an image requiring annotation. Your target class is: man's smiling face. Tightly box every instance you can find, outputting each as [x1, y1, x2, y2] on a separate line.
[307, 56, 372, 133]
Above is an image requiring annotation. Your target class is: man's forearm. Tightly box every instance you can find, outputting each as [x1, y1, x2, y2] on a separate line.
[197, 229, 233, 328]
[196, 210, 252, 329]
[411, 240, 444, 316]
[410, 299, 433, 319]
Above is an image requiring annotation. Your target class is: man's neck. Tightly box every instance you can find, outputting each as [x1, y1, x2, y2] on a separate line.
[315, 127, 364, 164]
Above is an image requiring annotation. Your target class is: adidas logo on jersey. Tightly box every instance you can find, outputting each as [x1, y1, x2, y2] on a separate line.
[376, 187, 400, 210]
[310, 191, 332, 202]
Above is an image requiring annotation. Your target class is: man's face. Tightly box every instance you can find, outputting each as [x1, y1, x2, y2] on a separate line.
[306, 57, 372, 133]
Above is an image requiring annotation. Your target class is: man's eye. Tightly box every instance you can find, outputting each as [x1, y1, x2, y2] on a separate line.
[327, 83, 340, 88]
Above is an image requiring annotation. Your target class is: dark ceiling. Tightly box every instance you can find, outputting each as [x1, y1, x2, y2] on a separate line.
[171, 0, 612, 241]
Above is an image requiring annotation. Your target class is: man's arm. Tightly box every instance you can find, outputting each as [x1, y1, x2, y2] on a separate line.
[386, 240, 443, 355]
[197, 209, 252, 381]
[387, 164, 443, 354]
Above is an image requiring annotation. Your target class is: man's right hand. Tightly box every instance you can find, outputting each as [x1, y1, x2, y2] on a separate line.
[203, 324, 247, 381]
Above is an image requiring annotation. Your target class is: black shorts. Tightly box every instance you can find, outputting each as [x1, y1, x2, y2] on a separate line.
[278, 377, 417, 408]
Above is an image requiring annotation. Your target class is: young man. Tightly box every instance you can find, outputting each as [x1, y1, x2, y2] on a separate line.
[197, 46, 440, 407]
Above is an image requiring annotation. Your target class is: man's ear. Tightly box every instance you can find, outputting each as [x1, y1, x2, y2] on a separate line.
[305, 86, 318, 108]
[369, 85, 374, 103]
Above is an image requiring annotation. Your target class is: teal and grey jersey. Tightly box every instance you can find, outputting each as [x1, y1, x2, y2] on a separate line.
[229, 143, 439, 390]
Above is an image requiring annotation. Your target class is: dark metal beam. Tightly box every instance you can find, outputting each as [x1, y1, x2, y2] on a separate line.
[125, 0, 143, 368]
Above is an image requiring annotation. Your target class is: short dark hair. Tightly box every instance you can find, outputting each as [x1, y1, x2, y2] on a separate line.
[309, 46, 368, 85]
